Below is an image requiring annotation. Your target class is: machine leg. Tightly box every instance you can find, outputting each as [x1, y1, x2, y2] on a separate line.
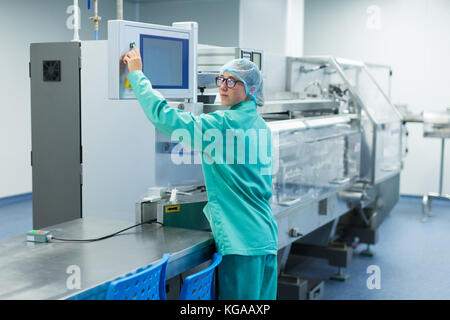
[277, 244, 292, 275]
[422, 139, 446, 222]
[422, 195, 429, 222]
[277, 245, 325, 300]
[422, 194, 435, 222]
[290, 242, 352, 283]
[330, 266, 349, 282]
[427, 195, 433, 217]
[360, 244, 374, 257]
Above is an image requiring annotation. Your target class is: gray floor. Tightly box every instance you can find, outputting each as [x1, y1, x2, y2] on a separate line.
[0, 195, 32, 241]
[1, 195, 449, 299]
[285, 196, 450, 299]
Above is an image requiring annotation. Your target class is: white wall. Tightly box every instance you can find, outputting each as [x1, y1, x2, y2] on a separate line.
[239, 0, 304, 95]
[136, 0, 304, 94]
[136, 0, 240, 47]
[0, 0, 305, 198]
[239, 0, 287, 55]
[304, 0, 450, 196]
[239, 0, 304, 57]
[0, 0, 136, 198]
[286, 0, 304, 58]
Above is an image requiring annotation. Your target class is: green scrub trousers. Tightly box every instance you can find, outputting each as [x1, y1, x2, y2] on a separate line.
[217, 254, 278, 300]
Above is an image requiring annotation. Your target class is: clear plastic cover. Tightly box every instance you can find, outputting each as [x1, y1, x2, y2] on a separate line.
[339, 63, 400, 124]
[286, 57, 403, 184]
[270, 117, 361, 206]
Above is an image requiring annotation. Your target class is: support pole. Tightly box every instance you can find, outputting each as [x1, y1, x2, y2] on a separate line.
[117, 0, 123, 20]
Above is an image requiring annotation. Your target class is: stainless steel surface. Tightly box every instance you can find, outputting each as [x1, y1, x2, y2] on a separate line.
[257, 99, 339, 115]
[423, 111, 450, 138]
[403, 114, 424, 123]
[273, 184, 352, 249]
[0, 218, 214, 300]
[422, 192, 450, 222]
[439, 139, 445, 194]
[421, 110, 450, 221]
[421, 137, 450, 222]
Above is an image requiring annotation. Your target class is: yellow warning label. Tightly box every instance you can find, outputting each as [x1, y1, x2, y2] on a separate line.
[124, 78, 131, 89]
[165, 205, 180, 213]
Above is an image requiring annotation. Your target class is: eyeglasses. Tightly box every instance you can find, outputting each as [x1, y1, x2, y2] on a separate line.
[216, 76, 244, 89]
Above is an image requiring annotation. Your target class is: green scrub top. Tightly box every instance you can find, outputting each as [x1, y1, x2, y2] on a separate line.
[129, 70, 278, 256]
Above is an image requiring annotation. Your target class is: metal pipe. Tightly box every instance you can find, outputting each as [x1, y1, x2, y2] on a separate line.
[338, 191, 364, 203]
[89, 0, 101, 40]
[300, 64, 328, 74]
[117, 0, 123, 20]
[94, 0, 98, 40]
[439, 138, 445, 195]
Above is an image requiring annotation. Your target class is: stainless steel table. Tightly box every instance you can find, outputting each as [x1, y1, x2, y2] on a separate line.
[421, 111, 450, 222]
[0, 218, 215, 300]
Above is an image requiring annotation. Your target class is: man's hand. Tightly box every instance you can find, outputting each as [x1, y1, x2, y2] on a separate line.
[122, 45, 142, 73]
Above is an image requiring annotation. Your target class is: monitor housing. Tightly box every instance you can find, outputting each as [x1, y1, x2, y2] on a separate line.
[108, 20, 196, 100]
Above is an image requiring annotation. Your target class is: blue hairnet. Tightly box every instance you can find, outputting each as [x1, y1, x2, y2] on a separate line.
[220, 59, 264, 107]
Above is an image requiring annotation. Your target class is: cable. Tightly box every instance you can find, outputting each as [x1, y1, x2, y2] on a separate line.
[48, 219, 163, 243]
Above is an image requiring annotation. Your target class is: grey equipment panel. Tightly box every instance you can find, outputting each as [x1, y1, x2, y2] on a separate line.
[30, 42, 82, 229]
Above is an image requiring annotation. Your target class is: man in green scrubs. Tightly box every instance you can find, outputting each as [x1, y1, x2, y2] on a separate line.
[123, 46, 278, 300]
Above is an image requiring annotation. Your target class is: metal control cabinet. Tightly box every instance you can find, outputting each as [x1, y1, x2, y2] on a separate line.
[30, 41, 203, 229]
[30, 42, 82, 229]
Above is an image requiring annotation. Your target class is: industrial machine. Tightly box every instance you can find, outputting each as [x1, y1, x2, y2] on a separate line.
[258, 57, 402, 295]
[134, 55, 403, 298]
[30, 20, 203, 228]
[108, 20, 198, 101]
[30, 20, 403, 299]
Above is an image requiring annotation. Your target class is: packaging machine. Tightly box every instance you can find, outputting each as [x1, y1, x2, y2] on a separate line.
[259, 57, 402, 297]
[28, 20, 403, 300]
[136, 55, 403, 298]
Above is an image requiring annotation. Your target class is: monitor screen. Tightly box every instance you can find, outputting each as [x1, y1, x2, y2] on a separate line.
[140, 34, 189, 89]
